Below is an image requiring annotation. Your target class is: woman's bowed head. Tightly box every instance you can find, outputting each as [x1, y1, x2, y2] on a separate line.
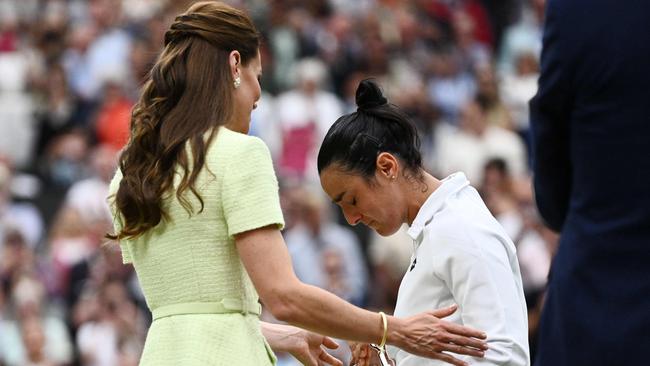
[319, 79, 439, 237]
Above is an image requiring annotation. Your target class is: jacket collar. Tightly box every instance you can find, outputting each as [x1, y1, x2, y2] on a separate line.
[406, 172, 470, 242]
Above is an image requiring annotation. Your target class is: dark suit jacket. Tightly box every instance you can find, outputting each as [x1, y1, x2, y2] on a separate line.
[530, 0, 650, 365]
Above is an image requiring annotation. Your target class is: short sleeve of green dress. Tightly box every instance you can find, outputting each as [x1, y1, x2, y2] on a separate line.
[221, 135, 285, 237]
[107, 128, 284, 365]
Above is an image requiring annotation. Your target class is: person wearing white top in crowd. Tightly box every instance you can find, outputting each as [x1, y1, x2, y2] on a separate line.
[433, 98, 527, 185]
[275, 58, 343, 181]
[318, 80, 529, 366]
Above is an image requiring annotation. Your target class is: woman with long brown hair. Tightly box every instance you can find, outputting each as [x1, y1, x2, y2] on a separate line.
[108, 2, 488, 365]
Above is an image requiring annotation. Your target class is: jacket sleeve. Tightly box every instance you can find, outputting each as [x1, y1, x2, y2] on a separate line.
[529, 0, 576, 231]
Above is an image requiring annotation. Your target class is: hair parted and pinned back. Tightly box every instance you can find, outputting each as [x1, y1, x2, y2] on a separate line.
[109, 1, 260, 240]
[317, 79, 423, 180]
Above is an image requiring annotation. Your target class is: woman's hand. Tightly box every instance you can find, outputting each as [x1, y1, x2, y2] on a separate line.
[349, 342, 395, 366]
[349, 342, 371, 366]
[262, 322, 343, 365]
[390, 305, 488, 366]
[288, 329, 343, 366]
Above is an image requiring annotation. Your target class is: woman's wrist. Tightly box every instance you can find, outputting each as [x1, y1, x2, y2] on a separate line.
[261, 322, 304, 354]
[280, 325, 306, 354]
[385, 315, 405, 348]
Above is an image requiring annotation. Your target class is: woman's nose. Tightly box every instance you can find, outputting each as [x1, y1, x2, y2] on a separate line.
[343, 209, 362, 226]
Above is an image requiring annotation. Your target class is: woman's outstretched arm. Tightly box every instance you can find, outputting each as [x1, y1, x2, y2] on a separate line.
[236, 226, 488, 366]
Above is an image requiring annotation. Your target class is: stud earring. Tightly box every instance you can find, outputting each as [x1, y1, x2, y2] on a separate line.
[234, 76, 241, 89]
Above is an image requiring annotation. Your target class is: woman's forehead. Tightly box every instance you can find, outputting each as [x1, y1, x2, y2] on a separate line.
[320, 166, 369, 196]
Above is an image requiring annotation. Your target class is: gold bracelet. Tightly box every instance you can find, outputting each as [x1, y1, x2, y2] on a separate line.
[379, 311, 388, 349]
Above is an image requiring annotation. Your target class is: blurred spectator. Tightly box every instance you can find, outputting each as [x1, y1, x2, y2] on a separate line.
[475, 63, 512, 130]
[48, 207, 98, 298]
[0, 270, 73, 366]
[64, 144, 118, 228]
[426, 0, 495, 48]
[249, 91, 283, 162]
[427, 49, 476, 121]
[481, 158, 521, 237]
[500, 51, 539, 155]
[0, 41, 37, 169]
[0, 160, 44, 249]
[40, 130, 90, 189]
[452, 9, 491, 72]
[36, 130, 91, 225]
[61, 21, 99, 103]
[94, 82, 132, 150]
[433, 98, 527, 184]
[275, 58, 342, 181]
[268, 6, 303, 91]
[283, 186, 367, 306]
[479, 158, 551, 294]
[82, 0, 133, 102]
[497, 0, 544, 75]
[19, 316, 54, 366]
[34, 64, 82, 159]
[1, 231, 35, 288]
[76, 279, 145, 366]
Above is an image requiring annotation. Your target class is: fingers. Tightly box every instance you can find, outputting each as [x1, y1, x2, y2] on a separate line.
[358, 344, 371, 366]
[444, 334, 488, 351]
[359, 344, 369, 360]
[351, 343, 361, 362]
[430, 304, 458, 318]
[442, 342, 485, 358]
[434, 352, 469, 366]
[443, 321, 487, 340]
[322, 336, 340, 350]
[319, 347, 343, 366]
[348, 341, 358, 352]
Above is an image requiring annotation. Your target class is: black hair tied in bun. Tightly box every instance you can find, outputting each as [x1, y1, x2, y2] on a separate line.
[318, 78, 423, 180]
[356, 79, 388, 111]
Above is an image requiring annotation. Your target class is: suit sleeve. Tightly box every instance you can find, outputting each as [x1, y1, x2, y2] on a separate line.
[529, 0, 576, 231]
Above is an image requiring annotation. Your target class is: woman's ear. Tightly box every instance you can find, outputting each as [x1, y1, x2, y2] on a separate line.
[376, 152, 399, 180]
[228, 50, 241, 79]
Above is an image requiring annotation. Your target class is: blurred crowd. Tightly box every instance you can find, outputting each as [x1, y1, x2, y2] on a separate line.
[0, 0, 557, 365]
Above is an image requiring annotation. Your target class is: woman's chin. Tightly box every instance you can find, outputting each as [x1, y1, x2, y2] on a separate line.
[374, 223, 401, 237]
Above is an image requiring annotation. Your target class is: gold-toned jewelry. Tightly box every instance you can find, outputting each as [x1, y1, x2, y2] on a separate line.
[369, 312, 391, 366]
[378, 311, 388, 348]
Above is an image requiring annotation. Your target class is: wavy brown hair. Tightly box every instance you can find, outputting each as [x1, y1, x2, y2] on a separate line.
[109, 1, 260, 240]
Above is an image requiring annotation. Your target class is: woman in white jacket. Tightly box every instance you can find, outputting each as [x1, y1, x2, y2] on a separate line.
[318, 80, 530, 366]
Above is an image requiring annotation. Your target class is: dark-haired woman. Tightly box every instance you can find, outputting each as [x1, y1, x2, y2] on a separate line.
[107, 2, 488, 366]
[319, 80, 530, 366]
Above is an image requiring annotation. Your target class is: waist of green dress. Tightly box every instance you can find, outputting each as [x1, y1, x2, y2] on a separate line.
[151, 299, 262, 321]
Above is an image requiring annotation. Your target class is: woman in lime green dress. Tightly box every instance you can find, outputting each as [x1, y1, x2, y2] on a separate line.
[108, 2, 489, 365]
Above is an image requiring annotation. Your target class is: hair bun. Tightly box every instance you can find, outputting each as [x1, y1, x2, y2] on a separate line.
[355, 79, 388, 111]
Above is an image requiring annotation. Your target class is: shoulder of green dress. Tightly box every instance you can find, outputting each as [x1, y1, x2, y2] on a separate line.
[213, 127, 271, 160]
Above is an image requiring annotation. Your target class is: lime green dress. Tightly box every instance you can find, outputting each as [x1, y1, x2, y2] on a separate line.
[108, 127, 284, 365]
